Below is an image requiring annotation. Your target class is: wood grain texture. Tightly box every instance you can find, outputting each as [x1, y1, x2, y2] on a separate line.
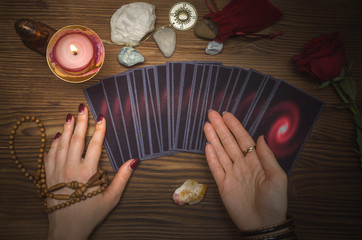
[1, 0, 362, 239]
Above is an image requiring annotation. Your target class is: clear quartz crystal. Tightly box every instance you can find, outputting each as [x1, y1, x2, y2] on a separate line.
[205, 41, 223, 55]
[110, 2, 156, 45]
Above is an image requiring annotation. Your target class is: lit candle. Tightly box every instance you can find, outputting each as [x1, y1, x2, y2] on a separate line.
[53, 33, 94, 72]
[46, 25, 105, 83]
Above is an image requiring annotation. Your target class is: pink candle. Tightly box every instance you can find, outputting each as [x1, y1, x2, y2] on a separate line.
[46, 25, 105, 83]
[53, 33, 94, 72]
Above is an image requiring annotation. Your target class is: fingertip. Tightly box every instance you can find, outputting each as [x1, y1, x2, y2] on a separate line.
[95, 114, 106, 131]
[129, 158, 140, 170]
[221, 111, 238, 123]
[204, 141, 216, 160]
[207, 109, 221, 121]
[203, 120, 210, 130]
[97, 114, 105, 124]
[94, 114, 106, 134]
[114, 158, 137, 185]
[49, 132, 61, 150]
[78, 103, 86, 114]
[54, 132, 61, 141]
[203, 121, 215, 136]
[77, 103, 89, 120]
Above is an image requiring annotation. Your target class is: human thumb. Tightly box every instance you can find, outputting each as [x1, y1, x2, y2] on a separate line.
[103, 158, 139, 207]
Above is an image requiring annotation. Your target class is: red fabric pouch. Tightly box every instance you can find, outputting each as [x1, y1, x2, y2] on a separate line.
[204, 0, 283, 42]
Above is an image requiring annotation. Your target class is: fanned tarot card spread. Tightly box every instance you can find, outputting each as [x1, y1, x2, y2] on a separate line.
[84, 61, 324, 174]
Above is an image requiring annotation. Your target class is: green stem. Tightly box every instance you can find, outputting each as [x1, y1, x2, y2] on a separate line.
[353, 102, 361, 116]
[332, 82, 359, 116]
[332, 82, 349, 103]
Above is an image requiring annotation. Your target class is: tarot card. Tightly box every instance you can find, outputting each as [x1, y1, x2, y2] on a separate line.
[142, 66, 164, 157]
[144, 66, 163, 151]
[252, 80, 324, 174]
[210, 65, 234, 112]
[174, 63, 196, 150]
[102, 74, 130, 164]
[186, 64, 210, 151]
[167, 62, 184, 150]
[243, 76, 280, 132]
[84, 83, 123, 171]
[231, 69, 267, 128]
[196, 64, 220, 151]
[219, 67, 249, 113]
[154, 65, 173, 152]
[247, 77, 280, 136]
[191, 65, 234, 152]
[114, 73, 142, 161]
[183, 64, 205, 152]
[128, 69, 155, 158]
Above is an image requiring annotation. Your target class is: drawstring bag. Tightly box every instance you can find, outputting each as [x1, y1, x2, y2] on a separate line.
[204, 0, 283, 42]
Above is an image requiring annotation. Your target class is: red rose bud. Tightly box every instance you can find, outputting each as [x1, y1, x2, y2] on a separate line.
[292, 32, 346, 82]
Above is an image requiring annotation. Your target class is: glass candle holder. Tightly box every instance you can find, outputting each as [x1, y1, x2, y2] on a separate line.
[46, 25, 105, 83]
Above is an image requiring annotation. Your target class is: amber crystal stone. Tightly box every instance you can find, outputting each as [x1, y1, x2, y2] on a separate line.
[14, 18, 56, 56]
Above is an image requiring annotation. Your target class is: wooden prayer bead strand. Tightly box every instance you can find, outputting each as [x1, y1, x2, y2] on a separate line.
[10, 115, 109, 214]
[48, 183, 66, 192]
[53, 194, 71, 200]
[87, 179, 105, 188]
[86, 169, 103, 187]
[10, 115, 46, 186]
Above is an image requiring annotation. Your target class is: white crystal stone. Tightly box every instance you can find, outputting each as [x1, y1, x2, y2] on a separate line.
[153, 27, 176, 58]
[110, 2, 156, 45]
[205, 41, 223, 55]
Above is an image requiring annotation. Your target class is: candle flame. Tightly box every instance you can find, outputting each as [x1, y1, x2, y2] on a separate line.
[70, 44, 78, 55]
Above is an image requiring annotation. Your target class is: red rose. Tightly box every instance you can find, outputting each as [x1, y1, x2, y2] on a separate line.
[292, 32, 346, 82]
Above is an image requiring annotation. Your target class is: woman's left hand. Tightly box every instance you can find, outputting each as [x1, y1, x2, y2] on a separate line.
[45, 103, 139, 240]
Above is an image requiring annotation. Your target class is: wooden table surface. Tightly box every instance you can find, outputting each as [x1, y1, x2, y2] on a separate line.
[1, 0, 362, 239]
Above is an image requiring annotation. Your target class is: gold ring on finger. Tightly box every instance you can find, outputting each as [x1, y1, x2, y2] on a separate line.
[242, 145, 256, 156]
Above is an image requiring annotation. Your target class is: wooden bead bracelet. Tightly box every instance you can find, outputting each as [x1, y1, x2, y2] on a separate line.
[9, 115, 109, 213]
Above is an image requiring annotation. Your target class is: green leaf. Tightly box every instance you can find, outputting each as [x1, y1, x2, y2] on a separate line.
[357, 100, 362, 111]
[318, 81, 331, 89]
[333, 102, 353, 109]
[354, 114, 362, 130]
[332, 76, 346, 82]
[357, 126, 362, 151]
[346, 62, 353, 74]
[339, 77, 357, 101]
[340, 66, 346, 76]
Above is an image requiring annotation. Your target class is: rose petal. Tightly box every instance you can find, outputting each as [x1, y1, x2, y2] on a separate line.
[292, 32, 346, 82]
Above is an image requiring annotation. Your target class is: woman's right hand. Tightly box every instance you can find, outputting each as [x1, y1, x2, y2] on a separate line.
[204, 110, 288, 231]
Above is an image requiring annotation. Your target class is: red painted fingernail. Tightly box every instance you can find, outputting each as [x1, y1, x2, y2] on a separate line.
[97, 114, 104, 123]
[264, 135, 269, 146]
[54, 132, 61, 140]
[78, 103, 85, 114]
[66, 113, 72, 123]
[130, 158, 139, 170]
